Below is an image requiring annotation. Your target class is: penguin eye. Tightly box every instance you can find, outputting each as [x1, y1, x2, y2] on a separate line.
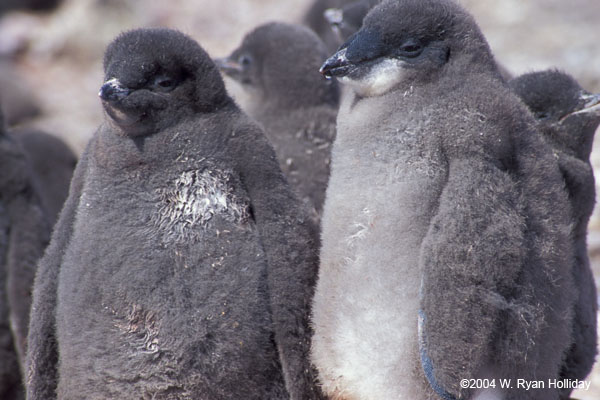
[399, 40, 423, 57]
[151, 75, 177, 92]
[238, 55, 252, 68]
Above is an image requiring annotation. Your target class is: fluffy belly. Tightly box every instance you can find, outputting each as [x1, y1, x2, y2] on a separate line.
[313, 178, 441, 400]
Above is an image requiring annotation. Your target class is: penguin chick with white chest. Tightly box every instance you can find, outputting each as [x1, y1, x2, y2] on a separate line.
[311, 1, 575, 399]
[217, 22, 339, 218]
[26, 28, 323, 400]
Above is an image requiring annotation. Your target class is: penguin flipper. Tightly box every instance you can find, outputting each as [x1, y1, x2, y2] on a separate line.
[418, 158, 527, 399]
[25, 146, 89, 400]
[231, 124, 324, 400]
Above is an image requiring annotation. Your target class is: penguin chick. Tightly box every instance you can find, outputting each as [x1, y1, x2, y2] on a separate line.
[322, 0, 513, 83]
[216, 22, 339, 218]
[312, 1, 574, 399]
[0, 202, 23, 400]
[26, 28, 323, 400]
[0, 112, 75, 377]
[324, 0, 380, 45]
[302, 0, 358, 52]
[11, 128, 77, 225]
[510, 70, 600, 400]
[0, 110, 51, 400]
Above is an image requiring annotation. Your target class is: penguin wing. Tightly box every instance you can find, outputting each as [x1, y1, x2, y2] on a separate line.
[230, 123, 324, 400]
[5, 185, 51, 369]
[25, 145, 89, 400]
[418, 157, 527, 399]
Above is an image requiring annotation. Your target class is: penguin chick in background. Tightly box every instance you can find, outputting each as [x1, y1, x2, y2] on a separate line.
[0, 105, 76, 380]
[302, 0, 357, 52]
[11, 128, 76, 225]
[0, 203, 22, 400]
[323, 0, 380, 45]
[0, 109, 52, 400]
[312, 0, 574, 399]
[26, 28, 323, 400]
[511, 70, 600, 400]
[216, 22, 339, 219]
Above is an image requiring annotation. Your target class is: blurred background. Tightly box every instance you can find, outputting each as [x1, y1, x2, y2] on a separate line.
[0, 0, 598, 398]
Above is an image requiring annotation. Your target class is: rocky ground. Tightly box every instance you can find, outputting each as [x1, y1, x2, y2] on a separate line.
[0, 0, 599, 398]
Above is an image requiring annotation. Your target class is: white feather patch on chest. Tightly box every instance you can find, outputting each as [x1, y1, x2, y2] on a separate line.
[341, 58, 406, 97]
[153, 169, 250, 241]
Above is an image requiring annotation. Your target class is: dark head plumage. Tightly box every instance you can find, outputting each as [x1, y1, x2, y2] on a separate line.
[510, 70, 600, 158]
[320, 0, 497, 97]
[99, 28, 231, 137]
[216, 22, 339, 109]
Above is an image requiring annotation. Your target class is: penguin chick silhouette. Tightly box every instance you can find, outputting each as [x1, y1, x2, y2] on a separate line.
[0, 204, 23, 400]
[216, 22, 338, 218]
[1, 126, 75, 374]
[510, 70, 600, 400]
[312, 1, 575, 399]
[11, 128, 77, 224]
[26, 28, 323, 400]
[0, 109, 52, 400]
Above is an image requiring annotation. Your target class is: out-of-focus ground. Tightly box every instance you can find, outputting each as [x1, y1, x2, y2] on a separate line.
[0, 0, 598, 398]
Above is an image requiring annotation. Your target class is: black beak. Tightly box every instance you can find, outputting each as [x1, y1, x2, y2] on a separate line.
[580, 93, 600, 114]
[562, 92, 600, 121]
[214, 57, 243, 76]
[320, 48, 352, 77]
[98, 78, 131, 102]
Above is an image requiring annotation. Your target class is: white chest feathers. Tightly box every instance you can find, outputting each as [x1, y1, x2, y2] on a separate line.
[153, 169, 250, 242]
[341, 58, 406, 98]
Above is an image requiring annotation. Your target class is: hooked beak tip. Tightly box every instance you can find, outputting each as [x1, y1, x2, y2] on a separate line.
[582, 93, 600, 111]
[99, 78, 130, 102]
[563, 93, 600, 121]
[320, 48, 351, 77]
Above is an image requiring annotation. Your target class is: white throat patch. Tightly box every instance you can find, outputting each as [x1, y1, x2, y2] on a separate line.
[341, 58, 406, 97]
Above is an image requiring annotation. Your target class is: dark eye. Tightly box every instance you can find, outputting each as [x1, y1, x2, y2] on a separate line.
[238, 55, 252, 67]
[151, 75, 177, 92]
[399, 40, 423, 57]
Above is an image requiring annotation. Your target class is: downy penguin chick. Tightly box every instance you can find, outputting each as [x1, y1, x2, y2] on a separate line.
[11, 128, 76, 225]
[25, 28, 323, 400]
[511, 70, 600, 400]
[0, 109, 52, 400]
[312, 1, 575, 399]
[217, 22, 339, 218]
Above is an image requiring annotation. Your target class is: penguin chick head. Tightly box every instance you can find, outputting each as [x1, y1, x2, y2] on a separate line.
[320, 0, 493, 97]
[215, 22, 338, 109]
[510, 70, 600, 157]
[100, 28, 230, 137]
